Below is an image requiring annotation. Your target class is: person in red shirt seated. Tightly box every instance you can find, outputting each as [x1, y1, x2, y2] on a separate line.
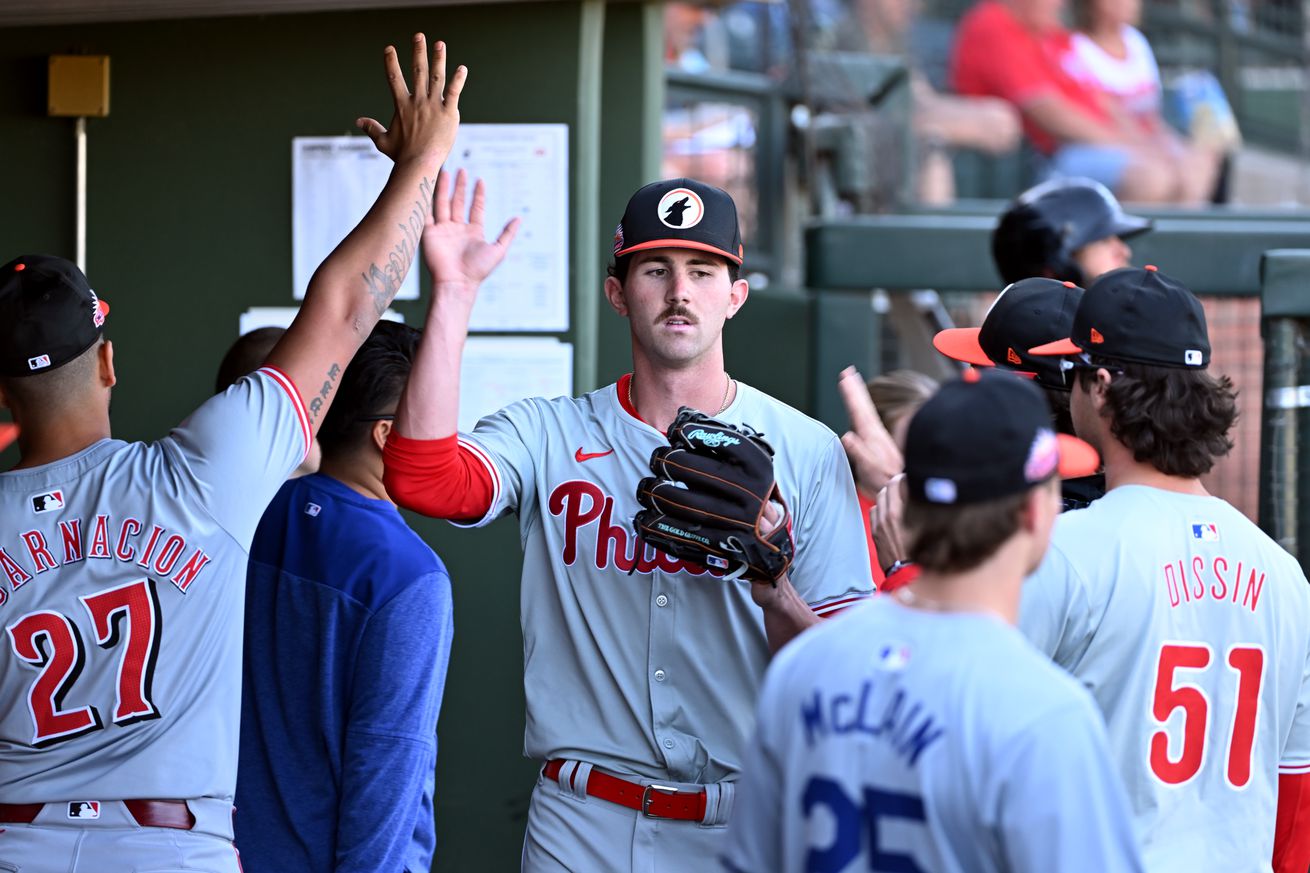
[950, 0, 1185, 202]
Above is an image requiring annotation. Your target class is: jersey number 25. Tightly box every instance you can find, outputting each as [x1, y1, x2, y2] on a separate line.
[1149, 641, 1264, 788]
[6, 579, 163, 747]
[802, 776, 927, 873]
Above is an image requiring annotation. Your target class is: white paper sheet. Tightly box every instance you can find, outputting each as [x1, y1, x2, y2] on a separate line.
[292, 138, 420, 301]
[443, 124, 570, 332]
[290, 125, 569, 332]
[458, 337, 573, 432]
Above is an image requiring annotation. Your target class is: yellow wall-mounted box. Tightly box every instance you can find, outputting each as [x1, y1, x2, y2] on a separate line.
[48, 55, 110, 117]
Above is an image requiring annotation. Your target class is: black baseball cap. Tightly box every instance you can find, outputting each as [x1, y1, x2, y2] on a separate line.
[905, 369, 1099, 506]
[613, 178, 744, 265]
[932, 278, 1084, 389]
[0, 255, 110, 378]
[1029, 265, 1209, 369]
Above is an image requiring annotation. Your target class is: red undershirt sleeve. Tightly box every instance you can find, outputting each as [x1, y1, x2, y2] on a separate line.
[1274, 772, 1310, 873]
[382, 433, 495, 522]
[880, 562, 920, 594]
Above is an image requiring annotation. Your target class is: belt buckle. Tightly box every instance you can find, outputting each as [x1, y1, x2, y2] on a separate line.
[640, 783, 682, 818]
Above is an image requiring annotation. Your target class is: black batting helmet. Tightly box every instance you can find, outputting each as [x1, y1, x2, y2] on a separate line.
[991, 178, 1152, 287]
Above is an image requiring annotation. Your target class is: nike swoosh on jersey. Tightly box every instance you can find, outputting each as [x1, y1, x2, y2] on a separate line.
[575, 447, 615, 463]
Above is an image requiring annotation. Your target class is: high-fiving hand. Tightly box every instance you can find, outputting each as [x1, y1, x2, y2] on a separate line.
[422, 168, 520, 297]
[356, 34, 465, 168]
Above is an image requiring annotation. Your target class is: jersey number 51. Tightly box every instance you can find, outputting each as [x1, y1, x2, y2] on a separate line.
[1149, 641, 1264, 788]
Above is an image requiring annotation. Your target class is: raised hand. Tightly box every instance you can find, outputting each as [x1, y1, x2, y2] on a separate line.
[356, 34, 465, 168]
[422, 168, 520, 295]
[838, 366, 904, 499]
[871, 474, 909, 575]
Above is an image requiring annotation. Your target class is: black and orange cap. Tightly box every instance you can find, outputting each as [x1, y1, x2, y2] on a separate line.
[905, 369, 1099, 505]
[933, 277, 1084, 389]
[1029, 265, 1209, 369]
[0, 255, 109, 378]
[613, 178, 744, 266]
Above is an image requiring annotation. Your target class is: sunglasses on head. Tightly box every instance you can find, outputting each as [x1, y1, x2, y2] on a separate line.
[1060, 353, 1125, 387]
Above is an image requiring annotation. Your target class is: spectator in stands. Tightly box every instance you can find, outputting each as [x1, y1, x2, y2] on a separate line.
[949, 0, 1185, 202]
[827, 0, 1024, 203]
[1068, 0, 1228, 203]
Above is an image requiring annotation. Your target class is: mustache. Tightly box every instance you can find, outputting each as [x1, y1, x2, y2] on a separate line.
[655, 307, 697, 325]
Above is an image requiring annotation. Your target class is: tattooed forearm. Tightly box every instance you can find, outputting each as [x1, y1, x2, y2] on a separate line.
[308, 361, 343, 420]
[360, 175, 436, 317]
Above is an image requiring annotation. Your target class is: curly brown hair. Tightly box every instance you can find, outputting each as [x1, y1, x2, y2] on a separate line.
[1077, 359, 1237, 477]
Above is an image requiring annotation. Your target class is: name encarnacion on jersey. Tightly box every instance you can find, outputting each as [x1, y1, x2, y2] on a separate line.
[551, 480, 727, 577]
[800, 683, 944, 768]
[1163, 555, 1266, 612]
[0, 515, 213, 609]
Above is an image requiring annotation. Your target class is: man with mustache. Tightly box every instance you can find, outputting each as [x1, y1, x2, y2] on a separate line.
[383, 177, 874, 871]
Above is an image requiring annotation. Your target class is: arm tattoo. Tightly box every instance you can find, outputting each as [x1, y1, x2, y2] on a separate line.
[308, 361, 343, 421]
[360, 175, 436, 317]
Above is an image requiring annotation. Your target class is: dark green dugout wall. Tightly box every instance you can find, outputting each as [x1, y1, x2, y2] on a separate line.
[0, 3, 725, 870]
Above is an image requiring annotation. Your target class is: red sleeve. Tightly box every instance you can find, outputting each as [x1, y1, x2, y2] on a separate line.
[1274, 772, 1310, 873]
[879, 562, 920, 594]
[382, 432, 495, 522]
[858, 493, 886, 588]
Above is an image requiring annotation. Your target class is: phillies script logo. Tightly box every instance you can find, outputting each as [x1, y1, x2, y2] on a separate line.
[687, 428, 740, 448]
[550, 480, 724, 577]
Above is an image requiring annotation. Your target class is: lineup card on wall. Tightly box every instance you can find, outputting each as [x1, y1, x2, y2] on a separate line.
[291, 124, 569, 332]
[444, 124, 569, 332]
[291, 137, 420, 301]
[458, 337, 573, 432]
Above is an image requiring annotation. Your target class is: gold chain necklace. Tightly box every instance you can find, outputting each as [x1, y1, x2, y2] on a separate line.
[628, 373, 734, 415]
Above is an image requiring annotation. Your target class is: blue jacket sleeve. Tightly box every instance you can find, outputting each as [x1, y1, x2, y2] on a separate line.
[333, 570, 455, 873]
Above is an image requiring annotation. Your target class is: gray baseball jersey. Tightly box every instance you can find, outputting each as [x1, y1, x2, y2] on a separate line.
[722, 598, 1145, 873]
[1020, 485, 1310, 871]
[457, 374, 873, 783]
[0, 367, 307, 803]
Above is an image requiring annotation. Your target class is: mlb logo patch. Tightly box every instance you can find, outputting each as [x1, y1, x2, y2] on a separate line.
[924, 477, 957, 504]
[67, 801, 100, 819]
[1185, 349, 1203, 366]
[1192, 523, 1220, 542]
[877, 643, 911, 671]
[304, 502, 322, 517]
[27, 354, 51, 371]
[705, 555, 729, 570]
[31, 490, 65, 514]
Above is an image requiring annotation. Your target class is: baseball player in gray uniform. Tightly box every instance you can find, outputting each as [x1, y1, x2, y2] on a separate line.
[0, 34, 465, 872]
[1024, 266, 1310, 872]
[723, 370, 1145, 873]
[383, 175, 874, 871]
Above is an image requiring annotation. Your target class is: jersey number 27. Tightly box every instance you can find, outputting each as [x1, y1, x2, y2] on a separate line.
[6, 579, 163, 747]
[1149, 641, 1264, 788]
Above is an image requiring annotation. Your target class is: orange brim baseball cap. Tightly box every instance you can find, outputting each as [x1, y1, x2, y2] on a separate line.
[904, 369, 1100, 505]
[612, 178, 744, 265]
[1054, 432, 1100, 479]
[932, 327, 993, 367]
[1029, 266, 1209, 369]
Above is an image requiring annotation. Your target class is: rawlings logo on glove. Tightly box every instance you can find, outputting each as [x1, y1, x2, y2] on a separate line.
[633, 407, 795, 583]
[686, 428, 741, 448]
